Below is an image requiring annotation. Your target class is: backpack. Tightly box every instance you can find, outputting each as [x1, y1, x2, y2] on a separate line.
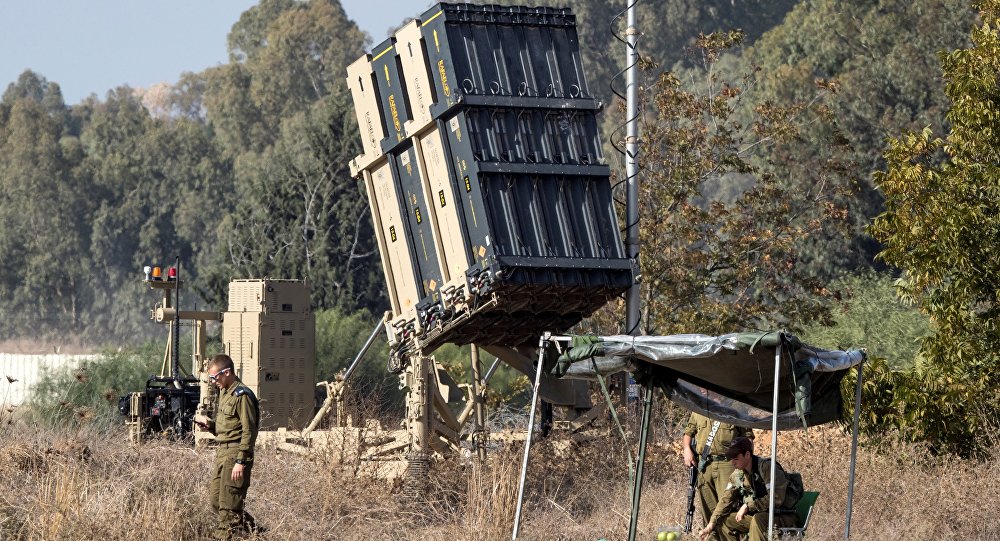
[751, 456, 804, 509]
[784, 471, 805, 508]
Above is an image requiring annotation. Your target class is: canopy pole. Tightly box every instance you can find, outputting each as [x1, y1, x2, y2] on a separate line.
[845, 359, 864, 539]
[627, 382, 655, 541]
[767, 337, 782, 539]
[512, 333, 550, 540]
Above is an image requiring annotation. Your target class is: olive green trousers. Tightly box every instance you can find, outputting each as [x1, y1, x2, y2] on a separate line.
[697, 459, 737, 541]
[209, 447, 256, 540]
[718, 510, 798, 541]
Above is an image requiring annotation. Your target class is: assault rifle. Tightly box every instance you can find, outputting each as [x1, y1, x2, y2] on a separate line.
[684, 434, 705, 533]
[684, 459, 697, 533]
[685, 425, 717, 534]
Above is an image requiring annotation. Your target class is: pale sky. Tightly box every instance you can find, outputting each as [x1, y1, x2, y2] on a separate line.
[0, 0, 435, 104]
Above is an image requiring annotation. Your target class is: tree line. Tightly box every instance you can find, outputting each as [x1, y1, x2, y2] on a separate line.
[0, 0, 384, 343]
[2, 0, 997, 455]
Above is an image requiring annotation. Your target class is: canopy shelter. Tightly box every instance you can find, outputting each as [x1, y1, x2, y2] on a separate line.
[511, 331, 866, 540]
[553, 331, 864, 429]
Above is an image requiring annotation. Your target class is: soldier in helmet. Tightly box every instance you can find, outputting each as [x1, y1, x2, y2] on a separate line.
[683, 412, 754, 540]
[196, 354, 262, 539]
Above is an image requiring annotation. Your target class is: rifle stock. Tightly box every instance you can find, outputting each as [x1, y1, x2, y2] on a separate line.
[684, 465, 697, 533]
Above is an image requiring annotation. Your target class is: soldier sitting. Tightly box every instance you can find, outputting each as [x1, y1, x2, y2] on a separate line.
[698, 436, 800, 541]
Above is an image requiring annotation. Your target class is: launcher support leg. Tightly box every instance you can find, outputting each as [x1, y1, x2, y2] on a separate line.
[470, 343, 487, 461]
[403, 356, 432, 500]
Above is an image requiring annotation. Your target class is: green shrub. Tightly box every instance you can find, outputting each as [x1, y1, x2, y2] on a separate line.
[24, 343, 162, 430]
[799, 270, 930, 370]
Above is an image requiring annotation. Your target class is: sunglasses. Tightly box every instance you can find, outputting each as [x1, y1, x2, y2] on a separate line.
[208, 367, 231, 381]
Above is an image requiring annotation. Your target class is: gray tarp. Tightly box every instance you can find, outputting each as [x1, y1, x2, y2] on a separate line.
[548, 331, 865, 430]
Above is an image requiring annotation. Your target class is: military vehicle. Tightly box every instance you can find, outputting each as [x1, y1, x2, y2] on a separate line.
[118, 268, 513, 478]
[120, 2, 634, 482]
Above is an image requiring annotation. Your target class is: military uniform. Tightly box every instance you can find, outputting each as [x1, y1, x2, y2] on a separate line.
[709, 455, 799, 541]
[208, 379, 260, 540]
[684, 413, 754, 540]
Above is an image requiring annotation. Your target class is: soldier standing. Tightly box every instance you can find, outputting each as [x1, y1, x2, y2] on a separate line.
[682, 412, 754, 540]
[196, 354, 261, 539]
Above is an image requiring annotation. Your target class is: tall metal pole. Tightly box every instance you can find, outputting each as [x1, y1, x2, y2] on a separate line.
[845, 360, 864, 539]
[622, 4, 646, 538]
[623, 0, 641, 409]
[172, 256, 181, 382]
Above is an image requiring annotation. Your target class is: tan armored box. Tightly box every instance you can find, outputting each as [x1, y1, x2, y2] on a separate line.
[227, 279, 311, 314]
[223, 280, 316, 430]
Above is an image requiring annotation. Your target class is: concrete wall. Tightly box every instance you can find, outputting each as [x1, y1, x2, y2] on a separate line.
[0, 353, 97, 406]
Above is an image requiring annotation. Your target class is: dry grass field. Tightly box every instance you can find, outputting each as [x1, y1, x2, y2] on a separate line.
[0, 407, 996, 541]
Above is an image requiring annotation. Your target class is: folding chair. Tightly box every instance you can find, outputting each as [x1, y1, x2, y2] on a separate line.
[777, 491, 820, 539]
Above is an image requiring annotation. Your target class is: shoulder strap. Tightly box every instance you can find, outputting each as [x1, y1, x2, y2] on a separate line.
[756, 455, 783, 479]
[233, 386, 260, 414]
[751, 455, 771, 498]
[702, 420, 721, 455]
[697, 421, 722, 472]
